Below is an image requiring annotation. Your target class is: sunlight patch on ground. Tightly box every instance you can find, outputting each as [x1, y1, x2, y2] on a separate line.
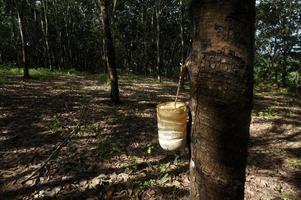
[0, 76, 300, 199]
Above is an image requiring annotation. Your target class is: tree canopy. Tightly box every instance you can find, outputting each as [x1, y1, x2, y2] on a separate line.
[256, 0, 301, 87]
[0, 0, 300, 86]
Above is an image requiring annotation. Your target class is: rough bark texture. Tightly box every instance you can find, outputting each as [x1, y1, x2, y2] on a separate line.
[189, 1, 255, 199]
[100, 0, 120, 103]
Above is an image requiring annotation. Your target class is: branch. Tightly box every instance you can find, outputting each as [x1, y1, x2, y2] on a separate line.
[21, 124, 82, 184]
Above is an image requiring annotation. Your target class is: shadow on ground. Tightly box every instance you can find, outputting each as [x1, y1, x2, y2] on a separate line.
[245, 85, 301, 199]
[0, 76, 300, 199]
[0, 75, 190, 200]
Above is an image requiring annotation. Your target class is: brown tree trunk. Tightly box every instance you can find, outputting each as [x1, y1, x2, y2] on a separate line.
[99, 0, 120, 103]
[281, 56, 288, 87]
[180, 0, 184, 64]
[16, 9, 29, 79]
[297, 66, 301, 94]
[189, 1, 255, 199]
[41, 0, 52, 70]
[179, 0, 186, 90]
[155, 4, 161, 82]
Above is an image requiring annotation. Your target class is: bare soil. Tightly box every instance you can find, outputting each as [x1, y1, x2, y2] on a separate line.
[0, 75, 300, 200]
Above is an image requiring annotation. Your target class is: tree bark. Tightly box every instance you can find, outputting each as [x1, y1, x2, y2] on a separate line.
[16, 9, 30, 79]
[155, 4, 161, 82]
[179, 0, 185, 89]
[41, 0, 52, 70]
[180, 0, 184, 64]
[297, 65, 301, 94]
[274, 62, 279, 88]
[189, 1, 255, 199]
[99, 0, 120, 103]
[281, 53, 288, 87]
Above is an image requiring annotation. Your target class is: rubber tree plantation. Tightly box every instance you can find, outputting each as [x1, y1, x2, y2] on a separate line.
[0, 0, 300, 199]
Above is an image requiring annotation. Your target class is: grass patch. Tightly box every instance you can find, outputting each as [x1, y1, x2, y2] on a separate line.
[30, 68, 58, 80]
[124, 156, 140, 173]
[0, 66, 23, 75]
[0, 76, 8, 85]
[0, 66, 86, 81]
[48, 115, 64, 132]
[97, 74, 109, 85]
[280, 193, 301, 200]
[254, 83, 295, 95]
[285, 158, 301, 168]
[97, 141, 124, 159]
[127, 73, 146, 81]
[254, 106, 276, 118]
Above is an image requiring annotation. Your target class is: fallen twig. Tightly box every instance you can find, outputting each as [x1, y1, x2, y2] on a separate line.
[21, 124, 82, 184]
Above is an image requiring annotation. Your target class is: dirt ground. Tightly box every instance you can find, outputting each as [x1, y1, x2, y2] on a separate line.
[0, 74, 300, 200]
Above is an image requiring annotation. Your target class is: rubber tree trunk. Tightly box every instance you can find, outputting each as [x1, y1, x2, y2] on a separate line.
[17, 9, 30, 79]
[189, 1, 255, 199]
[99, 0, 120, 104]
[180, 0, 184, 64]
[179, 0, 185, 90]
[41, 0, 52, 70]
[155, 4, 161, 82]
[275, 65, 280, 88]
[297, 66, 301, 94]
[281, 56, 288, 87]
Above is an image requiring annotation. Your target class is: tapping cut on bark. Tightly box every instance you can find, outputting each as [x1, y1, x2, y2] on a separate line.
[189, 1, 255, 199]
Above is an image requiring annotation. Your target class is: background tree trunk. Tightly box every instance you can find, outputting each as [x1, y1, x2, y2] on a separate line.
[41, 0, 52, 70]
[99, 0, 120, 103]
[16, 9, 29, 79]
[156, 4, 161, 82]
[189, 1, 255, 199]
[281, 55, 288, 87]
[297, 66, 301, 94]
[180, 0, 184, 64]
